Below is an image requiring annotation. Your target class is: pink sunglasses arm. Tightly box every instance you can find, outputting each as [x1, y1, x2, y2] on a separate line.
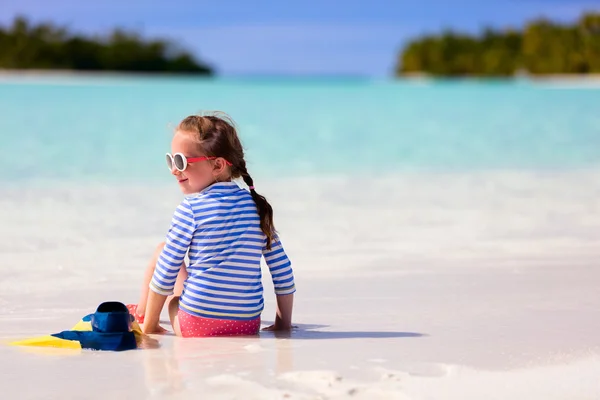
[187, 156, 233, 166]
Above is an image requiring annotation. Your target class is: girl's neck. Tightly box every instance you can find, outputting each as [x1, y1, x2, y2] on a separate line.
[214, 174, 232, 184]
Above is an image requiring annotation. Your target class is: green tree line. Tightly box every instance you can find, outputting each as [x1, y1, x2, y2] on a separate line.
[397, 12, 600, 77]
[0, 17, 213, 74]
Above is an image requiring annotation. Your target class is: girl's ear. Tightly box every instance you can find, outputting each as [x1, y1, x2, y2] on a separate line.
[213, 157, 228, 175]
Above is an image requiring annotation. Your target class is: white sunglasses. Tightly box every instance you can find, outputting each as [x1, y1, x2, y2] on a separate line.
[165, 152, 232, 172]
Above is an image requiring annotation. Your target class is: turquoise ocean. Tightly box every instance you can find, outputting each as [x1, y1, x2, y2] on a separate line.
[0, 76, 598, 184]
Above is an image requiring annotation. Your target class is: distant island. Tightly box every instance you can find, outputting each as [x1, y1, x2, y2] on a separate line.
[0, 17, 213, 75]
[396, 12, 600, 77]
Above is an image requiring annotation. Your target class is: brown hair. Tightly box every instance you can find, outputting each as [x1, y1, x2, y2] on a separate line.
[177, 112, 276, 249]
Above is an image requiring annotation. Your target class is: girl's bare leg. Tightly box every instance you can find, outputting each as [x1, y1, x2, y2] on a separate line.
[168, 296, 183, 337]
[135, 242, 188, 317]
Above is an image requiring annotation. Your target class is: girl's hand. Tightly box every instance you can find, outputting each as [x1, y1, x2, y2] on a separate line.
[262, 324, 287, 331]
[262, 324, 295, 331]
[262, 314, 296, 331]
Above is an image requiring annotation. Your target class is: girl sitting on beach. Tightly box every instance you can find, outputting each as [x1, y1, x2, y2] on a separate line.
[127, 112, 296, 337]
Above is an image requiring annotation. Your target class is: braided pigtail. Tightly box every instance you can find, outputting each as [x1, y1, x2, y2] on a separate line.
[179, 112, 277, 249]
[238, 160, 276, 249]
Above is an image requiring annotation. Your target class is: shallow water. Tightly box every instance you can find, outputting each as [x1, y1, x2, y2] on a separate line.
[1, 76, 599, 183]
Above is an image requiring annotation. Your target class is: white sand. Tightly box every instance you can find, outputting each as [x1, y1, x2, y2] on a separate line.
[1, 170, 599, 399]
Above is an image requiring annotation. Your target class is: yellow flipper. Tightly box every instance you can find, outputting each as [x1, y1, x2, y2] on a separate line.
[8, 304, 155, 351]
[70, 319, 93, 331]
[9, 335, 82, 349]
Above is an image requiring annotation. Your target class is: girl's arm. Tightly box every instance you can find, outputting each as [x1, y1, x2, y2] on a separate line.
[262, 236, 296, 331]
[143, 199, 196, 333]
[142, 291, 168, 334]
[263, 293, 294, 331]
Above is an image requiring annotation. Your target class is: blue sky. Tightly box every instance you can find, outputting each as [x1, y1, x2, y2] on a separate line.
[1, 0, 598, 76]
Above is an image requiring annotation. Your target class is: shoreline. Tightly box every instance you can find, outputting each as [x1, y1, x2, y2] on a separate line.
[0, 68, 214, 79]
[2, 68, 600, 82]
[398, 71, 600, 82]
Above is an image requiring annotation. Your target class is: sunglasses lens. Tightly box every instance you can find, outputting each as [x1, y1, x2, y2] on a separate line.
[173, 154, 186, 171]
[166, 154, 173, 170]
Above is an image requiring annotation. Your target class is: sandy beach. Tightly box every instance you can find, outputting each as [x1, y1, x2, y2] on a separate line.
[3, 69, 600, 83]
[1, 171, 599, 399]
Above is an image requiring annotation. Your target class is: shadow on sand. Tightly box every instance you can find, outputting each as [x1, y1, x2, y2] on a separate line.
[259, 322, 427, 340]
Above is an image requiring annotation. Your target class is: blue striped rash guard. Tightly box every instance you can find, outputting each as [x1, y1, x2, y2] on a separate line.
[149, 181, 296, 320]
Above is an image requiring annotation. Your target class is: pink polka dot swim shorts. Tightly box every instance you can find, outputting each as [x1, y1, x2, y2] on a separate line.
[178, 309, 261, 337]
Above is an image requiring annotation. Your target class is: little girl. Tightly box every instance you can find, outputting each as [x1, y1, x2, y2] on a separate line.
[128, 112, 295, 337]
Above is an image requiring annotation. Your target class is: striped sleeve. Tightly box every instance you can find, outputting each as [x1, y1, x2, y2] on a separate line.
[263, 235, 296, 295]
[149, 199, 196, 296]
